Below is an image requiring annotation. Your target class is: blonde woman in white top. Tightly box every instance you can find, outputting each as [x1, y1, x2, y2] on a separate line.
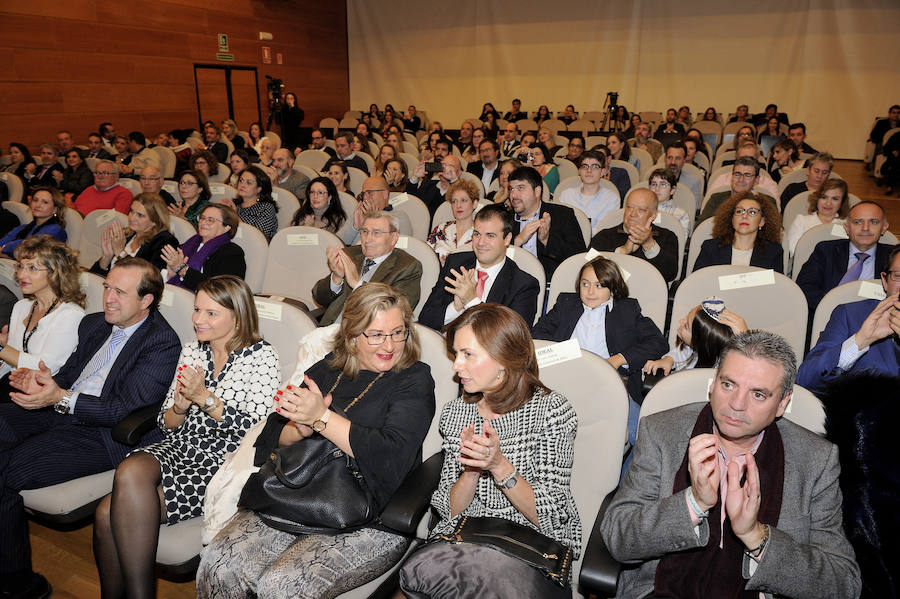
[427, 179, 480, 265]
[0, 237, 85, 396]
[787, 179, 849, 256]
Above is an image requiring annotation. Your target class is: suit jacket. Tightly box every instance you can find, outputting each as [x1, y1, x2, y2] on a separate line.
[532, 294, 667, 400]
[418, 253, 539, 331]
[590, 225, 679, 282]
[87, 149, 113, 160]
[25, 162, 64, 193]
[312, 246, 423, 326]
[601, 402, 861, 599]
[326, 154, 369, 176]
[797, 299, 900, 394]
[405, 178, 444, 218]
[693, 238, 784, 273]
[466, 160, 501, 184]
[276, 169, 310, 204]
[54, 311, 181, 464]
[796, 239, 893, 311]
[89, 229, 179, 276]
[511, 201, 586, 279]
[207, 142, 228, 164]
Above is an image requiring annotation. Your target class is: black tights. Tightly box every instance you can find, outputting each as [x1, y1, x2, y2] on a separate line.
[93, 452, 166, 599]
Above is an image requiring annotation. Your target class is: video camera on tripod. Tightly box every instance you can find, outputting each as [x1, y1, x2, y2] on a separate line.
[600, 91, 622, 133]
[265, 75, 285, 128]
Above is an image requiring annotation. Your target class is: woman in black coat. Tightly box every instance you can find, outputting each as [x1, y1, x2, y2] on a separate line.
[90, 193, 178, 276]
[58, 149, 94, 197]
[693, 192, 783, 273]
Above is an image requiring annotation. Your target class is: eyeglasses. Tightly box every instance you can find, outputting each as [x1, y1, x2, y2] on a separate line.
[579, 163, 602, 171]
[359, 228, 390, 237]
[883, 270, 900, 282]
[649, 181, 671, 189]
[94, 171, 115, 176]
[198, 216, 224, 224]
[732, 172, 756, 180]
[15, 263, 49, 273]
[733, 208, 761, 217]
[359, 328, 409, 345]
[179, 180, 198, 187]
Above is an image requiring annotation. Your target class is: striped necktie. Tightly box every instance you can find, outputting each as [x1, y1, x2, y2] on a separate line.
[72, 328, 127, 391]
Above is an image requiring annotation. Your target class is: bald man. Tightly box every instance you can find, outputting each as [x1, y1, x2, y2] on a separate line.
[343, 176, 412, 245]
[138, 165, 176, 205]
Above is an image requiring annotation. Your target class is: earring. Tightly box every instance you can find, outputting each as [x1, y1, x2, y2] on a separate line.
[496, 368, 504, 380]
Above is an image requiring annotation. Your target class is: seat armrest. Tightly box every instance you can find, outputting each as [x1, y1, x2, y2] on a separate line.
[578, 489, 621, 597]
[112, 402, 162, 446]
[379, 451, 444, 535]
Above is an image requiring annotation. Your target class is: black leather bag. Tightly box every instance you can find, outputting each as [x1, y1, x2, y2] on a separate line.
[238, 434, 377, 535]
[437, 515, 573, 587]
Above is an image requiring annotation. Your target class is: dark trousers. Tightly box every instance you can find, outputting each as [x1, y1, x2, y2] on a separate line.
[0, 403, 113, 575]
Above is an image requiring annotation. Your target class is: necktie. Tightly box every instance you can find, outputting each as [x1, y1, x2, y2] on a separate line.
[72, 328, 127, 391]
[839, 252, 870, 285]
[361, 258, 376, 276]
[476, 270, 489, 299]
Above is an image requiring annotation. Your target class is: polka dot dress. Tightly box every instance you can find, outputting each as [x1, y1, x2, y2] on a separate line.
[135, 340, 280, 525]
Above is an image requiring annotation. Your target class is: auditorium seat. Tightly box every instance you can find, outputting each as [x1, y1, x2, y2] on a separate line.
[231, 223, 268, 293]
[77, 209, 129, 268]
[262, 225, 342, 309]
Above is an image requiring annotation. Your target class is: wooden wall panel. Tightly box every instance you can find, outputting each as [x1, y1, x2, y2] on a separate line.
[0, 0, 350, 154]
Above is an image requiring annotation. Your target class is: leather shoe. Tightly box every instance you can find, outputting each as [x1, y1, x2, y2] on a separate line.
[1, 573, 52, 599]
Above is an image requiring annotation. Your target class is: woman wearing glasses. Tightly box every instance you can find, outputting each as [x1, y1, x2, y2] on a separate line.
[289, 177, 350, 239]
[198, 283, 435, 599]
[693, 191, 783, 273]
[161, 203, 246, 292]
[168, 169, 211, 228]
[0, 236, 85, 401]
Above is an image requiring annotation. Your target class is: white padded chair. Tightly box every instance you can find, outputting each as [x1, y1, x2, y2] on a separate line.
[263, 132, 282, 150]
[639, 368, 826, 435]
[555, 158, 578, 183]
[208, 182, 237, 204]
[630, 147, 654, 180]
[547, 252, 668, 333]
[117, 178, 141, 197]
[809, 279, 885, 348]
[609, 159, 639, 188]
[389, 193, 430, 240]
[0, 258, 22, 299]
[168, 215, 196, 244]
[346, 167, 367, 197]
[0, 173, 24, 204]
[79, 271, 105, 312]
[395, 235, 440, 318]
[231, 223, 268, 293]
[506, 246, 546, 325]
[78, 209, 129, 268]
[254, 297, 319, 379]
[151, 146, 176, 179]
[162, 180, 179, 198]
[630, 181, 695, 233]
[672, 265, 808, 358]
[293, 164, 319, 182]
[157, 283, 197, 345]
[62, 207, 83, 249]
[458, 172, 486, 199]
[207, 164, 231, 184]
[2, 201, 32, 225]
[271, 187, 301, 231]
[685, 218, 715, 274]
[532, 338, 629, 599]
[262, 226, 343, 308]
[339, 192, 358, 224]
[357, 152, 375, 174]
[295, 150, 331, 172]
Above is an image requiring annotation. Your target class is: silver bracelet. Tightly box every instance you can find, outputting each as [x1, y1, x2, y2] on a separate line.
[686, 488, 710, 518]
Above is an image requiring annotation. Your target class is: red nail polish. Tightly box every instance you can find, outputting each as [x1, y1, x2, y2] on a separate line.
[178, 366, 183, 370]
[286, 385, 293, 389]
[274, 397, 280, 402]
[176, 374, 181, 379]
[276, 390, 283, 395]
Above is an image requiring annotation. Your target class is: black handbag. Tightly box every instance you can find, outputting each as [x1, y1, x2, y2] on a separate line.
[437, 515, 574, 587]
[238, 371, 384, 535]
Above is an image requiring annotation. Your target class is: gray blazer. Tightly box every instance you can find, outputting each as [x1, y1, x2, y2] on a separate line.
[601, 402, 860, 599]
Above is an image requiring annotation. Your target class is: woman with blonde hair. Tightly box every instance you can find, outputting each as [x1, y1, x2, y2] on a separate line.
[427, 178, 480, 264]
[0, 186, 67, 257]
[786, 178, 850, 256]
[94, 275, 280, 598]
[198, 282, 434, 599]
[92, 193, 179, 275]
[0, 236, 85, 401]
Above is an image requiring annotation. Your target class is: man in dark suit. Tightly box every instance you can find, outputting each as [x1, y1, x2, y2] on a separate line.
[203, 124, 229, 164]
[591, 187, 679, 282]
[798, 245, 900, 394]
[0, 258, 180, 598]
[788, 123, 817, 155]
[466, 139, 502, 193]
[87, 132, 114, 160]
[509, 166, 586, 279]
[324, 131, 369, 175]
[419, 205, 539, 330]
[653, 108, 686, 147]
[499, 122, 520, 158]
[308, 128, 338, 160]
[406, 152, 461, 218]
[313, 210, 422, 326]
[601, 331, 860, 599]
[796, 201, 894, 312]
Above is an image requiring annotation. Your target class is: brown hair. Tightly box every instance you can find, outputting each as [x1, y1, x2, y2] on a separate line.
[128, 192, 170, 244]
[190, 149, 219, 176]
[330, 283, 421, 378]
[806, 179, 849, 218]
[14, 236, 85, 307]
[195, 275, 261, 354]
[203, 203, 240, 239]
[28, 186, 67, 228]
[445, 178, 479, 206]
[577, 256, 629, 299]
[712, 192, 782, 247]
[111, 257, 164, 312]
[445, 303, 548, 414]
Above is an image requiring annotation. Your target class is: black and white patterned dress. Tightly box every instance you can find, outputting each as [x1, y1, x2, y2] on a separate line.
[429, 389, 583, 558]
[136, 340, 280, 524]
[238, 201, 278, 241]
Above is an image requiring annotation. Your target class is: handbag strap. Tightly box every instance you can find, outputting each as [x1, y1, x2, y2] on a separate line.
[327, 371, 385, 412]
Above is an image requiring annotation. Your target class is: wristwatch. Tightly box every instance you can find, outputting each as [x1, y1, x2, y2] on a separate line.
[312, 409, 331, 432]
[54, 389, 75, 415]
[202, 394, 217, 412]
[495, 468, 519, 490]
